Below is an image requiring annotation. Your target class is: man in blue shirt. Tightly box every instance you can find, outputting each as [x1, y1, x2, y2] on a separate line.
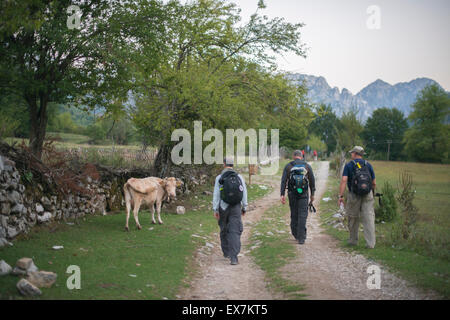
[213, 157, 248, 265]
[338, 146, 377, 248]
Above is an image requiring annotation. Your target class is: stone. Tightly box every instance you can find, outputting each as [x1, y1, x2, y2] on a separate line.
[202, 191, 213, 196]
[332, 213, 342, 218]
[16, 257, 33, 270]
[0, 260, 12, 275]
[176, 206, 186, 215]
[11, 203, 26, 215]
[26, 271, 57, 288]
[27, 261, 38, 273]
[18, 184, 25, 193]
[0, 215, 8, 228]
[7, 226, 19, 238]
[0, 238, 9, 247]
[12, 267, 27, 276]
[35, 203, 44, 214]
[37, 212, 52, 224]
[7, 190, 21, 204]
[1, 202, 11, 215]
[17, 278, 42, 296]
[41, 196, 52, 209]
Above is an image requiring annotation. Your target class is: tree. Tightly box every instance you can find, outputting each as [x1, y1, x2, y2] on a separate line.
[362, 107, 408, 160]
[0, 0, 166, 158]
[308, 104, 339, 153]
[306, 134, 327, 153]
[131, 0, 308, 175]
[336, 109, 364, 152]
[403, 84, 450, 163]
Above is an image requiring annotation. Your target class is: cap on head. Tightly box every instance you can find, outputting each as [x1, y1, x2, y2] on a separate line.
[223, 156, 234, 167]
[293, 150, 303, 158]
[349, 146, 365, 156]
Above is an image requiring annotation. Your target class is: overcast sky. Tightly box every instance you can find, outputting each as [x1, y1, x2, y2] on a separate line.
[235, 0, 450, 93]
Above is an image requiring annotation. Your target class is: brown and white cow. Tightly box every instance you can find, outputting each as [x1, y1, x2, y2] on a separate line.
[123, 177, 182, 231]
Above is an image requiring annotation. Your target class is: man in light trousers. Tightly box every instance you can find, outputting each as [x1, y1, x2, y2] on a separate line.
[338, 146, 376, 248]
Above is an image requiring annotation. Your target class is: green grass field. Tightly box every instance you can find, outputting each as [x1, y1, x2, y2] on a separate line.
[371, 161, 450, 240]
[320, 160, 450, 298]
[0, 176, 271, 300]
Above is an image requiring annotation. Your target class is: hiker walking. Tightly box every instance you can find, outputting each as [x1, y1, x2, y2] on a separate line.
[280, 150, 316, 244]
[213, 157, 248, 265]
[338, 146, 377, 248]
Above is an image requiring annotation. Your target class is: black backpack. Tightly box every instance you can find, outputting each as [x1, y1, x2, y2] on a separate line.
[219, 170, 244, 205]
[288, 162, 309, 197]
[350, 160, 373, 196]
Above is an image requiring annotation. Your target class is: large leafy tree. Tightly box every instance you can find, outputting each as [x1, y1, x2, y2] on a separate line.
[404, 84, 450, 163]
[308, 104, 340, 153]
[362, 107, 408, 160]
[336, 109, 364, 153]
[131, 0, 309, 174]
[0, 0, 166, 158]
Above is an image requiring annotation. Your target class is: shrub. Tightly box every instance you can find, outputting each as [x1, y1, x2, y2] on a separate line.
[375, 181, 398, 223]
[397, 171, 419, 240]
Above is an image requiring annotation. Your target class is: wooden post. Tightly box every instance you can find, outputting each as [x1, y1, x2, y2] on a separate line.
[248, 164, 257, 185]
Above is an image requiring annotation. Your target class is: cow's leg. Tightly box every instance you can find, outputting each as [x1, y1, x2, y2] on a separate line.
[156, 201, 163, 225]
[124, 185, 132, 231]
[150, 202, 157, 224]
[133, 198, 143, 230]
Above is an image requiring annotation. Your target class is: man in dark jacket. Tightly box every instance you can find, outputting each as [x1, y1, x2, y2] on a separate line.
[280, 150, 315, 244]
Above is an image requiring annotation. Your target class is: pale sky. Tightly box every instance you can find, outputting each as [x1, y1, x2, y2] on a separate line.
[235, 0, 450, 94]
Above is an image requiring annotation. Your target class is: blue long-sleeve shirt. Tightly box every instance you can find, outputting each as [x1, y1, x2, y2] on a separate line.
[212, 168, 248, 213]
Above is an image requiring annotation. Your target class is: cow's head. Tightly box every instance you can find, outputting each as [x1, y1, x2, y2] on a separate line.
[159, 177, 183, 202]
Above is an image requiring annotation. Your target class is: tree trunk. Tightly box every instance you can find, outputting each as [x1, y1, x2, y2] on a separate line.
[27, 94, 49, 160]
[154, 143, 173, 178]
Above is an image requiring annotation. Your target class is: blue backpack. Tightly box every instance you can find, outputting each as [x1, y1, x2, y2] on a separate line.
[288, 163, 309, 197]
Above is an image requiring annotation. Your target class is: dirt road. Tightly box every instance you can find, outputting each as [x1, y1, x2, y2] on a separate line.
[180, 161, 439, 300]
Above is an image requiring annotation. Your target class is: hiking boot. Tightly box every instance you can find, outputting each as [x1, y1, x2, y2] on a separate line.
[230, 256, 238, 265]
[298, 239, 305, 245]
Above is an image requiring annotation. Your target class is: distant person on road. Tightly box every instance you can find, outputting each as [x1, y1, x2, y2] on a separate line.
[213, 157, 248, 265]
[313, 150, 318, 161]
[280, 150, 315, 244]
[338, 146, 377, 248]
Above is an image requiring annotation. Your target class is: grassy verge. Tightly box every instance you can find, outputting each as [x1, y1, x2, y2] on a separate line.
[0, 176, 271, 300]
[319, 168, 450, 298]
[248, 202, 306, 299]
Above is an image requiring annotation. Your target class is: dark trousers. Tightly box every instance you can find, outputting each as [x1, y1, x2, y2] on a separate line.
[218, 204, 243, 258]
[288, 192, 309, 241]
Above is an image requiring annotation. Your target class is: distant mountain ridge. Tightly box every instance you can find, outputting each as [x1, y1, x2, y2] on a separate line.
[288, 73, 447, 120]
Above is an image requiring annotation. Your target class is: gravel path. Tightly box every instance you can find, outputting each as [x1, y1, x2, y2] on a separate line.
[281, 161, 441, 300]
[179, 161, 440, 300]
[179, 173, 282, 300]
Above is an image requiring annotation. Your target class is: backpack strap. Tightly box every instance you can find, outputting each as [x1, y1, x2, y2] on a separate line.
[219, 170, 235, 185]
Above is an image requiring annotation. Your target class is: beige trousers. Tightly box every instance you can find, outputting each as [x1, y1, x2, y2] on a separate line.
[346, 191, 376, 248]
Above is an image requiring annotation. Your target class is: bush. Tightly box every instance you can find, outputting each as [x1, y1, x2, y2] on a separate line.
[375, 181, 398, 223]
[0, 116, 19, 140]
[397, 171, 419, 240]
